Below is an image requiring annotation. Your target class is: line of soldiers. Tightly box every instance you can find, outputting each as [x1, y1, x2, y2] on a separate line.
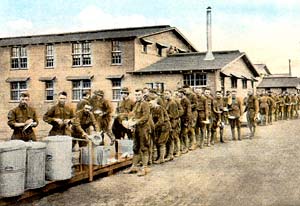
[7, 90, 115, 146]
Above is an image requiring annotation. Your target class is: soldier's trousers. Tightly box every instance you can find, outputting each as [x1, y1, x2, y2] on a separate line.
[133, 125, 150, 167]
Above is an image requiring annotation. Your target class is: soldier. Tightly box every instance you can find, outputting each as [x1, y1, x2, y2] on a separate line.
[259, 92, 269, 126]
[90, 90, 115, 145]
[76, 91, 91, 111]
[164, 90, 180, 161]
[7, 92, 39, 141]
[204, 88, 213, 146]
[72, 104, 100, 146]
[211, 90, 225, 144]
[123, 89, 151, 176]
[273, 93, 281, 121]
[173, 91, 184, 157]
[244, 90, 259, 139]
[267, 92, 276, 125]
[112, 87, 135, 140]
[283, 92, 292, 120]
[43, 91, 75, 136]
[194, 87, 208, 148]
[177, 88, 192, 154]
[227, 90, 243, 141]
[183, 85, 197, 150]
[278, 93, 285, 120]
[149, 95, 170, 164]
[291, 93, 298, 119]
[223, 91, 232, 125]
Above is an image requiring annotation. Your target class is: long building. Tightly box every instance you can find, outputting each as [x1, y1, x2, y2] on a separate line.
[0, 25, 259, 138]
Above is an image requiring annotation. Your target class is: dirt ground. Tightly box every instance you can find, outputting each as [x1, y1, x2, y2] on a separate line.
[19, 119, 300, 206]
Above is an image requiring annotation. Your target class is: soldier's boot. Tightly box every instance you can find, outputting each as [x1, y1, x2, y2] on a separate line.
[207, 134, 211, 147]
[200, 129, 206, 148]
[174, 139, 181, 157]
[252, 126, 256, 138]
[237, 127, 242, 141]
[137, 154, 149, 176]
[123, 155, 139, 174]
[165, 141, 174, 162]
[220, 129, 225, 143]
[189, 134, 197, 150]
[231, 128, 236, 141]
[154, 145, 165, 164]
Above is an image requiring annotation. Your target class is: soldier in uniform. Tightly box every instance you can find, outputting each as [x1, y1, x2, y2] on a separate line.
[194, 87, 208, 148]
[211, 90, 225, 144]
[278, 93, 285, 120]
[267, 92, 276, 125]
[90, 90, 115, 145]
[259, 92, 269, 126]
[177, 88, 192, 154]
[7, 92, 39, 141]
[112, 87, 135, 140]
[223, 91, 232, 125]
[283, 92, 292, 120]
[164, 90, 180, 161]
[148, 95, 170, 164]
[244, 90, 259, 139]
[72, 104, 100, 146]
[291, 93, 298, 119]
[227, 90, 243, 141]
[43, 91, 75, 136]
[76, 91, 91, 111]
[204, 88, 213, 146]
[173, 91, 184, 157]
[183, 85, 198, 150]
[123, 89, 151, 176]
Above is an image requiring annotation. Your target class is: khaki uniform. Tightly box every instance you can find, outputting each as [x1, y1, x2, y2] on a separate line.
[228, 97, 243, 140]
[72, 110, 99, 138]
[291, 95, 298, 119]
[212, 97, 225, 143]
[165, 98, 180, 159]
[8, 104, 39, 141]
[284, 95, 292, 120]
[245, 95, 259, 137]
[43, 104, 75, 136]
[195, 94, 208, 148]
[278, 95, 285, 120]
[90, 97, 113, 132]
[205, 95, 214, 146]
[180, 96, 192, 153]
[259, 95, 270, 125]
[76, 98, 90, 111]
[185, 92, 197, 149]
[131, 101, 151, 169]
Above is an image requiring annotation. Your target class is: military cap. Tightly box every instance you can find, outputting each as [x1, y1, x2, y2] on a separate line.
[120, 87, 130, 94]
[94, 90, 104, 96]
[177, 88, 186, 94]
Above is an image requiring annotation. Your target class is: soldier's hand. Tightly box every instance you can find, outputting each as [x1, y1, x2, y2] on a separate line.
[64, 119, 71, 125]
[82, 133, 89, 139]
[54, 118, 64, 125]
[25, 119, 33, 125]
[31, 122, 38, 127]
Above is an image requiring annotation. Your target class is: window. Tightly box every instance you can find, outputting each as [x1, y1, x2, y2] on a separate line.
[72, 42, 91, 66]
[251, 80, 254, 89]
[10, 81, 27, 100]
[111, 79, 122, 101]
[72, 80, 91, 100]
[145, 82, 165, 93]
[157, 47, 162, 56]
[11, 46, 27, 69]
[242, 79, 247, 89]
[142, 44, 148, 53]
[231, 77, 238, 89]
[183, 73, 207, 87]
[45, 45, 54, 68]
[45, 80, 54, 100]
[111, 41, 122, 64]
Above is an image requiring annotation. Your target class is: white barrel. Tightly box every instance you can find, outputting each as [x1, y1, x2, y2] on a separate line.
[25, 141, 47, 189]
[42, 136, 72, 181]
[0, 140, 26, 197]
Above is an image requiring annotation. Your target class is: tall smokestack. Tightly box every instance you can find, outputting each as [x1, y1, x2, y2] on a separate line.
[204, 6, 215, 61]
[289, 59, 292, 76]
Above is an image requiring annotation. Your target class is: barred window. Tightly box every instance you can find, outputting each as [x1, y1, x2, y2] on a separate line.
[183, 73, 207, 87]
[45, 45, 54, 68]
[111, 41, 122, 65]
[111, 79, 122, 101]
[242, 79, 247, 89]
[45, 80, 54, 100]
[145, 82, 164, 93]
[72, 42, 91, 66]
[10, 81, 27, 100]
[11, 47, 27, 69]
[72, 80, 91, 101]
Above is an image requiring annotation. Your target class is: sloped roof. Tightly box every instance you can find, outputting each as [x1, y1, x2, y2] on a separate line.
[0, 25, 196, 51]
[131, 50, 259, 77]
[254, 64, 271, 75]
[257, 76, 300, 88]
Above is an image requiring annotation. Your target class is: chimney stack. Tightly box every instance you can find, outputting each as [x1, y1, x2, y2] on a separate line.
[204, 6, 215, 61]
[289, 59, 292, 76]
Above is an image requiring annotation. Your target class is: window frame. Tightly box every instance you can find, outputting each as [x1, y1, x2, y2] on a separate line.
[111, 41, 122, 65]
[231, 77, 238, 89]
[71, 79, 91, 101]
[242, 79, 247, 89]
[183, 73, 207, 88]
[45, 44, 54, 68]
[11, 46, 28, 70]
[10, 81, 28, 101]
[45, 80, 55, 101]
[111, 79, 122, 101]
[72, 42, 92, 67]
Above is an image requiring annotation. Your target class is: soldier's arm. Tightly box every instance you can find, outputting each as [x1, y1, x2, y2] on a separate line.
[72, 112, 85, 135]
[238, 98, 244, 117]
[7, 109, 19, 129]
[43, 106, 57, 124]
[168, 101, 179, 119]
[32, 109, 39, 127]
[254, 97, 259, 114]
[135, 102, 150, 125]
[91, 112, 100, 132]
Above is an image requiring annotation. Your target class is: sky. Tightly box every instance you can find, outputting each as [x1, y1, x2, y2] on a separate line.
[1, 0, 300, 76]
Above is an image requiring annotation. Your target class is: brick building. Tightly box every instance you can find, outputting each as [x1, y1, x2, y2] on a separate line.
[0, 25, 259, 138]
[257, 76, 300, 94]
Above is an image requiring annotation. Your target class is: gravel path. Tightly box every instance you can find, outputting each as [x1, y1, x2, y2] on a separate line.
[21, 119, 300, 206]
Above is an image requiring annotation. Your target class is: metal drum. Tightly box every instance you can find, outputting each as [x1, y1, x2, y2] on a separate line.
[42, 136, 72, 181]
[0, 140, 26, 197]
[25, 141, 46, 189]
